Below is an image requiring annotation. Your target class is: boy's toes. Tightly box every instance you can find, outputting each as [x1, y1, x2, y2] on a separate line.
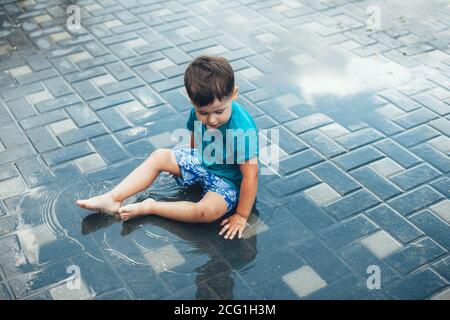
[120, 213, 129, 221]
[118, 206, 129, 214]
[76, 200, 86, 208]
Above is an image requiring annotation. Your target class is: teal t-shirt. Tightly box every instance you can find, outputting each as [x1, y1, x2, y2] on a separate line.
[186, 101, 259, 190]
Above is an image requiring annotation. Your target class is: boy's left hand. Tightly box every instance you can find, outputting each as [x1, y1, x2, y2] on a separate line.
[219, 213, 248, 240]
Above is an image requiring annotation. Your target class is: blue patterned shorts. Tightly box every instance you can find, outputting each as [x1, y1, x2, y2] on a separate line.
[171, 145, 238, 215]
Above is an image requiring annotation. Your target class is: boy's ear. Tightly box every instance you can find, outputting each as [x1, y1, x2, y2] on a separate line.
[231, 85, 239, 100]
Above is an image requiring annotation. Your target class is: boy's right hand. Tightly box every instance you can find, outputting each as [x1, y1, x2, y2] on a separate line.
[219, 213, 248, 240]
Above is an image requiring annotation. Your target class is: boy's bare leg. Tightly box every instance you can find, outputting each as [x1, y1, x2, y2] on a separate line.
[76, 149, 181, 214]
[119, 191, 228, 223]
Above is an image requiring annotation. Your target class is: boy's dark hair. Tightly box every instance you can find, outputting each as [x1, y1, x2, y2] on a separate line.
[184, 55, 235, 107]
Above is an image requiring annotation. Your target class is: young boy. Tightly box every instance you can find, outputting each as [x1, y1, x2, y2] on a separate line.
[76, 55, 259, 240]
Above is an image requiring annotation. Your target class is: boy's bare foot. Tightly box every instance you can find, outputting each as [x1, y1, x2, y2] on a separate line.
[119, 198, 155, 221]
[76, 193, 122, 215]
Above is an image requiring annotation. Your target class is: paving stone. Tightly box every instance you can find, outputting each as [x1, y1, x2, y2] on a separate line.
[72, 80, 103, 101]
[390, 163, 441, 191]
[285, 194, 335, 232]
[95, 289, 132, 300]
[0, 233, 37, 278]
[257, 100, 298, 123]
[65, 104, 98, 127]
[0, 164, 18, 182]
[26, 90, 54, 105]
[385, 237, 447, 274]
[351, 166, 402, 200]
[35, 94, 81, 113]
[291, 236, 351, 283]
[0, 144, 35, 166]
[384, 268, 447, 300]
[42, 141, 94, 166]
[91, 74, 117, 88]
[320, 215, 379, 249]
[304, 183, 341, 206]
[58, 123, 108, 146]
[68, 51, 93, 64]
[48, 119, 78, 136]
[430, 176, 450, 198]
[97, 107, 132, 132]
[8, 258, 75, 298]
[310, 162, 361, 195]
[286, 113, 333, 134]
[237, 246, 303, 288]
[308, 273, 371, 300]
[318, 122, 351, 138]
[430, 288, 450, 300]
[0, 177, 26, 199]
[388, 185, 444, 216]
[334, 146, 384, 171]
[8, 65, 33, 78]
[395, 125, 440, 147]
[375, 103, 406, 119]
[430, 200, 450, 223]
[429, 118, 450, 136]
[0, 123, 28, 148]
[411, 92, 450, 116]
[340, 242, 399, 286]
[335, 128, 384, 150]
[300, 130, 346, 157]
[365, 115, 405, 137]
[324, 189, 380, 220]
[43, 78, 73, 97]
[279, 149, 324, 175]
[428, 136, 450, 155]
[275, 126, 308, 154]
[0, 282, 12, 300]
[366, 205, 424, 244]
[91, 134, 129, 164]
[27, 126, 60, 153]
[374, 139, 422, 168]
[360, 230, 403, 259]
[368, 158, 404, 178]
[16, 157, 55, 188]
[282, 266, 327, 298]
[410, 143, 450, 173]
[433, 256, 450, 282]
[378, 89, 422, 112]
[393, 108, 438, 129]
[409, 210, 450, 251]
[89, 92, 134, 111]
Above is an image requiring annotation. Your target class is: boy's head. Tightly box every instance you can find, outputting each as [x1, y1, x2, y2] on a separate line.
[184, 55, 238, 129]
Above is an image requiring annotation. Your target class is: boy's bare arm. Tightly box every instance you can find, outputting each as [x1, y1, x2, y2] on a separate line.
[235, 159, 258, 218]
[219, 158, 258, 239]
[190, 131, 196, 148]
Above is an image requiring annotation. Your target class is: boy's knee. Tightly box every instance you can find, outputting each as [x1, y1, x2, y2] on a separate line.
[149, 148, 173, 166]
[195, 201, 223, 223]
[151, 148, 171, 159]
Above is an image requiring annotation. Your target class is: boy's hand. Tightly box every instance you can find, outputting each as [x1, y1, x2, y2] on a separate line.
[219, 213, 248, 240]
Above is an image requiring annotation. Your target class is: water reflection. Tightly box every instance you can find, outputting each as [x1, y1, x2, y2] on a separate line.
[80, 179, 262, 300]
[296, 50, 413, 104]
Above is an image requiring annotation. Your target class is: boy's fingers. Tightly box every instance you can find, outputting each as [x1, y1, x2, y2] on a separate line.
[229, 228, 238, 240]
[219, 224, 230, 235]
[225, 226, 235, 239]
[220, 219, 229, 226]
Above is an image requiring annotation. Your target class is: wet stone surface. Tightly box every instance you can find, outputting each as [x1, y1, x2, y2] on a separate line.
[0, 0, 449, 300]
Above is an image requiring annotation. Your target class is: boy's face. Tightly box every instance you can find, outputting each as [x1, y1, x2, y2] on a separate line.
[193, 86, 238, 129]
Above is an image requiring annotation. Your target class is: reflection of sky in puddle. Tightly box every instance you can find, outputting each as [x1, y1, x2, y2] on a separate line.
[296, 49, 416, 104]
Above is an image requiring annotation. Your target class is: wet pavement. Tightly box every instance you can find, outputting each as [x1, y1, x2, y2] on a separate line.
[0, 0, 450, 300]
